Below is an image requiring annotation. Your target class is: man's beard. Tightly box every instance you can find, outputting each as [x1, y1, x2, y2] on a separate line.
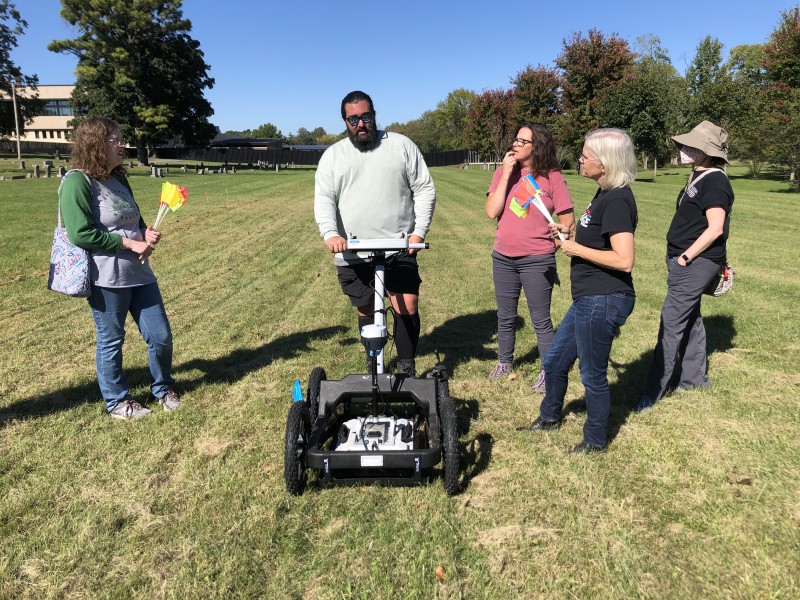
[348, 125, 378, 151]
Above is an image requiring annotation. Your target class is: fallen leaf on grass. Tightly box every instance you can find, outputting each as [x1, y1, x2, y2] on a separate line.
[435, 564, 446, 582]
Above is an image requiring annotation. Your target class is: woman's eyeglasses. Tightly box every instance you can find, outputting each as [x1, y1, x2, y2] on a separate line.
[107, 137, 126, 147]
[578, 154, 601, 164]
[344, 112, 374, 127]
[512, 138, 533, 146]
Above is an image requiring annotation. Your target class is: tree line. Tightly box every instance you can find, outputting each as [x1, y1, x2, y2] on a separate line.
[1, 1, 797, 189]
[222, 123, 345, 147]
[386, 10, 800, 191]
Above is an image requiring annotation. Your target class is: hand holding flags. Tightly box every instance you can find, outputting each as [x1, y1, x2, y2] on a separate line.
[152, 181, 188, 230]
[510, 175, 564, 240]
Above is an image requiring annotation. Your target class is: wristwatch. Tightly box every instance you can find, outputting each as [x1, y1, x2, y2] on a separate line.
[681, 253, 693, 265]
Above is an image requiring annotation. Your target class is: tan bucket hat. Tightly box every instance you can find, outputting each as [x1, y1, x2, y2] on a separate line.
[671, 120, 729, 163]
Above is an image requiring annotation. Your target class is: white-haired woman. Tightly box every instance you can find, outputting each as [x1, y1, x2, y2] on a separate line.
[636, 121, 734, 411]
[522, 128, 638, 453]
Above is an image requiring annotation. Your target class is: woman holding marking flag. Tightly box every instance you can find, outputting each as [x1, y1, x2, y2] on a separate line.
[61, 117, 179, 419]
[523, 128, 637, 453]
[485, 123, 574, 392]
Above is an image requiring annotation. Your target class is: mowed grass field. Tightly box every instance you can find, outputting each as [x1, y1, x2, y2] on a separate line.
[1, 163, 798, 599]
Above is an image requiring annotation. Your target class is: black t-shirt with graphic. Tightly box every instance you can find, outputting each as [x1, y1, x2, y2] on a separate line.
[666, 169, 734, 265]
[571, 186, 638, 300]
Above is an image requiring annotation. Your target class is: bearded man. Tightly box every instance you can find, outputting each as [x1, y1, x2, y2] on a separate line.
[314, 90, 436, 376]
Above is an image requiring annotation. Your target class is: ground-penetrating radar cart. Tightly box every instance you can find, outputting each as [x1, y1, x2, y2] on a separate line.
[284, 237, 459, 495]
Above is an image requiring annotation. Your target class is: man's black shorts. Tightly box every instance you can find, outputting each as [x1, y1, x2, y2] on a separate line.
[336, 251, 422, 307]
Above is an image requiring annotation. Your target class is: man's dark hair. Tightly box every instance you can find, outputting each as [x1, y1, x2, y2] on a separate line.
[341, 90, 375, 119]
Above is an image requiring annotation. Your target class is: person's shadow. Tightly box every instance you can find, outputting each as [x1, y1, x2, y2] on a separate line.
[417, 310, 504, 490]
[560, 314, 737, 444]
[0, 325, 346, 426]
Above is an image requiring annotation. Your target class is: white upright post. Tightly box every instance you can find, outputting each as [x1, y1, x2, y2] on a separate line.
[373, 260, 386, 374]
[11, 82, 22, 163]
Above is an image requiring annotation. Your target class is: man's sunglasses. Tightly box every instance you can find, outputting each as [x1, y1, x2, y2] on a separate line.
[345, 112, 374, 127]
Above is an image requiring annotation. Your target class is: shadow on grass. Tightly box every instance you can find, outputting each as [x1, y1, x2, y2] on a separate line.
[560, 314, 736, 446]
[0, 325, 346, 425]
[419, 310, 499, 374]
[458, 431, 494, 491]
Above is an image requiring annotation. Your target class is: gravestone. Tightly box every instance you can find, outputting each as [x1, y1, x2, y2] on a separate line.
[33, 165, 40, 178]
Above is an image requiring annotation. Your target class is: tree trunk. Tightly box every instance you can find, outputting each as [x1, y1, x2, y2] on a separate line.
[136, 138, 149, 166]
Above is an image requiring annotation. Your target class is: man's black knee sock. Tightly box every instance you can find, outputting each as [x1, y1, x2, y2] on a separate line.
[358, 314, 374, 334]
[394, 312, 420, 360]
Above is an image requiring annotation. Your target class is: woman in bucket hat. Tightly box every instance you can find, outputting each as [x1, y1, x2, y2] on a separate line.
[636, 121, 734, 411]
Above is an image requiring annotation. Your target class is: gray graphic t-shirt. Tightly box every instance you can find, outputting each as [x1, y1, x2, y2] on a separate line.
[90, 176, 156, 287]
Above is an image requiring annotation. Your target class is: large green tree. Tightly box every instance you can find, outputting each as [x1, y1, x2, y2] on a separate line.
[761, 6, 800, 189]
[0, 1, 41, 139]
[48, 0, 215, 165]
[386, 111, 440, 154]
[464, 88, 516, 160]
[286, 127, 328, 146]
[725, 44, 770, 175]
[684, 36, 739, 128]
[556, 29, 636, 153]
[251, 122, 283, 140]
[431, 88, 476, 151]
[598, 36, 685, 168]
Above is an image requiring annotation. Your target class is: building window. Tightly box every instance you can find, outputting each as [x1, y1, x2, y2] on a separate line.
[34, 130, 40, 139]
[56, 130, 62, 139]
[42, 99, 74, 117]
[49, 131, 54, 139]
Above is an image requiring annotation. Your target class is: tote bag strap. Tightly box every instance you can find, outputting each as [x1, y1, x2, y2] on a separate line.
[678, 167, 725, 206]
[57, 169, 94, 228]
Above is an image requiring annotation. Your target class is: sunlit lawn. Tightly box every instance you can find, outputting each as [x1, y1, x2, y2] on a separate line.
[1, 163, 798, 598]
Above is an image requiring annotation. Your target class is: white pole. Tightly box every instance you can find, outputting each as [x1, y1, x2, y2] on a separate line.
[373, 261, 386, 374]
[11, 81, 22, 162]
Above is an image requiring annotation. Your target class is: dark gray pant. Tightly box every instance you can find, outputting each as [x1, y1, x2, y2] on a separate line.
[641, 254, 721, 403]
[492, 250, 558, 365]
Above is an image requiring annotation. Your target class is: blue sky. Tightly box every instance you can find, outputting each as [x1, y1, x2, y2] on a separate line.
[10, 0, 796, 136]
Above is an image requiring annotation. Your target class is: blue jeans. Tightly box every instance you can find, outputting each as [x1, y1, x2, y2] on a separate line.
[540, 293, 635, 447]
[88, 282, 174, 411]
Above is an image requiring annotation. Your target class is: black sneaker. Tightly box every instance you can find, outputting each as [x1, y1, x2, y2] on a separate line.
[517, 416, 561, 431]
[572, 441, 606, 454]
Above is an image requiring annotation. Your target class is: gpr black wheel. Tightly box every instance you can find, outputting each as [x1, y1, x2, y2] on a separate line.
[437, 377, 450, 403]
[284, 402, 310, 495]
[439, 394, 460, 496]
[306, 367, 326, 422]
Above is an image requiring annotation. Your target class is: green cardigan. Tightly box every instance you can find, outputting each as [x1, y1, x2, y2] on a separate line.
[61, 171, 147, 252]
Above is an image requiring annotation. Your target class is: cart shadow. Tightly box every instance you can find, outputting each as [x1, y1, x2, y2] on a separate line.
[458, 431, 494, 491]
[559, 314, 736, 445]
[448, 396, 492, 492]
[0, 325, 346, 425]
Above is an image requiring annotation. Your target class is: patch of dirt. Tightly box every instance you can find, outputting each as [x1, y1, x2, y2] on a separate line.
[195, 437, 232, 456]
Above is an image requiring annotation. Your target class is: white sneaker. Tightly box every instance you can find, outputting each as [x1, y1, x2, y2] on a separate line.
[109, 397, 152, 420]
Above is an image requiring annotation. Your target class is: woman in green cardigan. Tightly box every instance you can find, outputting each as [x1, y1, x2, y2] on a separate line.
[62, 117, 179, 419]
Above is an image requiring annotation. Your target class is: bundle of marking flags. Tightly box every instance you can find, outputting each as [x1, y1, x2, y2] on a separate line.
[153, 181, 188, 230]
[509, 174, 564, 240]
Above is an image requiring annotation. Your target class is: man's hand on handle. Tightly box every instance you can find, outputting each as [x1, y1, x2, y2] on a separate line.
[325, 236, 347, 254]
